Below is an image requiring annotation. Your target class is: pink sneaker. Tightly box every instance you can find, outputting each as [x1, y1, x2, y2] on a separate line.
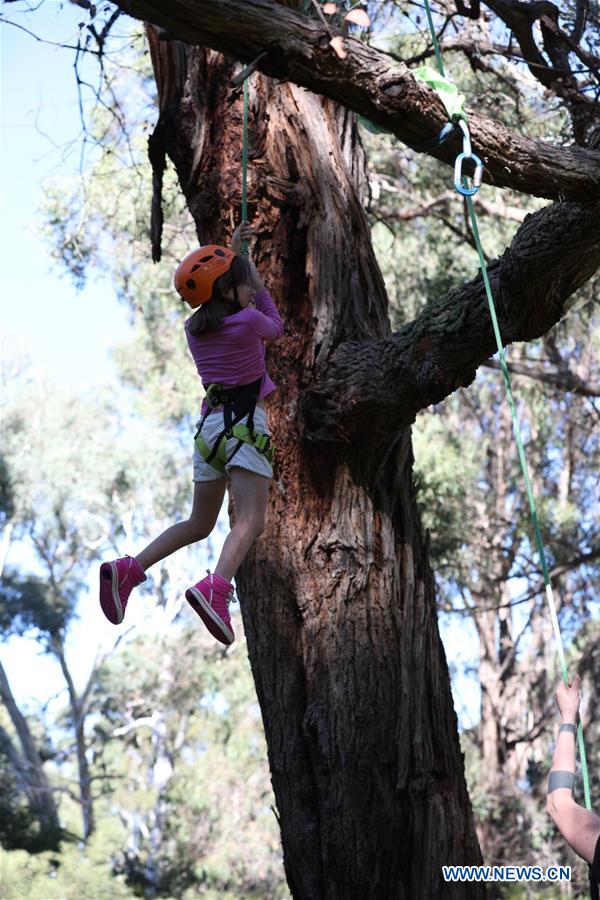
[99, 555, 146, 624]
[185, 571, 235, 645]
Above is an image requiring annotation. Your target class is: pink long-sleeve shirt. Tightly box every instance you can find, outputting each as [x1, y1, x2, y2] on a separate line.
[184, 288, 283, 412]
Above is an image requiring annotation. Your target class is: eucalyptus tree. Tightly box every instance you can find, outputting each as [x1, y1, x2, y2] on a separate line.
[7, 0, 600, 895]
[107, 3, 599, 896]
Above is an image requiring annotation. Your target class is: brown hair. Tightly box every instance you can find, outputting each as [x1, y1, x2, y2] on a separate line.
[187, 255, 252, 336]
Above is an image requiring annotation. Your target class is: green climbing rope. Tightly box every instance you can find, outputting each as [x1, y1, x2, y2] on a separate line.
[420, 0, 592, 811]
[465, 198, 592, 810]
[423, 0, 446, 76]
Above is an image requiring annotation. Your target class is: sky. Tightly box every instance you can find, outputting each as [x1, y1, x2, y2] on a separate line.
[0, 1, 481, 728]
[1, 1, 129, 391]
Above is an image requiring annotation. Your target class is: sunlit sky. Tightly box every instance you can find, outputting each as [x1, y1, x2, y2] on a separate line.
[1, 2, 128, 391]
[0, 2, 479, 728]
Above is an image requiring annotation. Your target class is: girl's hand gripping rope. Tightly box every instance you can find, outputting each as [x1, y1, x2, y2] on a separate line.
[231, 220, 254, 256]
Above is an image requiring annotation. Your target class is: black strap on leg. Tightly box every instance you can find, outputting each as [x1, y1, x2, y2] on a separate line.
[224, 383, 259, 465]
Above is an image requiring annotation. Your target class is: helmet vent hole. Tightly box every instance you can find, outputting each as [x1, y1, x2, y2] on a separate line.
[186, 279, 196, 289]
[214, 249, 225, 257]
[200, 255, 212, 263]
[190, 264, 201, 272]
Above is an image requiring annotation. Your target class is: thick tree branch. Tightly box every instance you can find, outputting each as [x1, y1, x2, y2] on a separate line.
[113, 0, 600, 200]
[300, 199, 600, 446]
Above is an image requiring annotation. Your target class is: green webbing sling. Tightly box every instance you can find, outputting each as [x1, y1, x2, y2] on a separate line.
[420, 0, 592, 810]
[413, 65, 467, 123]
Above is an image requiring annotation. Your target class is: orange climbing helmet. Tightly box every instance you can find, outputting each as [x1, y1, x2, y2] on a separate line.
[174, 244, 236, 308]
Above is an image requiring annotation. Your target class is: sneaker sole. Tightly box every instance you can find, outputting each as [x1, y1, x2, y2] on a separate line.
[100, 563, 124, 625]
[185, 587, 234, 645]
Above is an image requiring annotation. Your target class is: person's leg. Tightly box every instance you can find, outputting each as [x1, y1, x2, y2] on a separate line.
[136, 478, 227, 571]
[214, 467, 269, 582]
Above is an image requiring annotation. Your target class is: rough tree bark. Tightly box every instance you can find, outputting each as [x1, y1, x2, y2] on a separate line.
[144, 28, 486, 900]
[116, 0, 600, 200]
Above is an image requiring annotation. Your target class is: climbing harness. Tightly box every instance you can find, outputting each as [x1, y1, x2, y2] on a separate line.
[419, 0, 592, 809]
[194, 376, 274, 475]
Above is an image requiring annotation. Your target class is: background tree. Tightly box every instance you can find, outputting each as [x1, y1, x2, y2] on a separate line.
[0, 352, 207, 844]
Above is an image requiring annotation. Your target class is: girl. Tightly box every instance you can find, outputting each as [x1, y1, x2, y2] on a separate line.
[546, 674, 600, 899]
[99, 221, 283, 645]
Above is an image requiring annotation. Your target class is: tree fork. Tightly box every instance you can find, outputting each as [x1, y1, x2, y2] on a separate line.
[146, 31, 484, 898]
[115, 0, 600, 201]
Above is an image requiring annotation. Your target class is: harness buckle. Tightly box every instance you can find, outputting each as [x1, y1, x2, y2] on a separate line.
[253, 434, 270, 453]
[205, 383, 225, 409]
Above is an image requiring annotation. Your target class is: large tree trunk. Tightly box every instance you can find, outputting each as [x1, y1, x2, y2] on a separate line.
[147, 32, 484, 898]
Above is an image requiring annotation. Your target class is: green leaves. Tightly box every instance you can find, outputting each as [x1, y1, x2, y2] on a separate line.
[0, 569, 71, 641]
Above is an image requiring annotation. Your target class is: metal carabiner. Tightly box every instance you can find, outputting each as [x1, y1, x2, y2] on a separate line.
[454, 119, 483, 197]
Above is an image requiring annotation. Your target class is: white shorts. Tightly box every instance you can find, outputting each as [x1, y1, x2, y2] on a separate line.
[192, 406, 273, 482]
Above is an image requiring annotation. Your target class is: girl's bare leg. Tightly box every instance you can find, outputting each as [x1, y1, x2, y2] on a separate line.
[214, 468, 269, 582]
[135, 478, 227, 571]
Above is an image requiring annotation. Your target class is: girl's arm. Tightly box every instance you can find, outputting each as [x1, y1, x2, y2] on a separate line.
[546, 674, 600, 864]
[230, 220, 265, 291]
[249, 288, 283, 341]
[248, 257, 265, 293]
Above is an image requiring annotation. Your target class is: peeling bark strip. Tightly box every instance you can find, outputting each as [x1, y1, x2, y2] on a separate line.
[146, 33, 485, 899]
[114, 0, 600, 200]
